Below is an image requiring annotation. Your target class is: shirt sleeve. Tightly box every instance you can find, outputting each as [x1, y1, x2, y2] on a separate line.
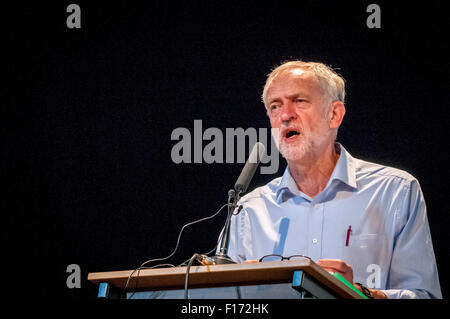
[382, 178, 442, 299]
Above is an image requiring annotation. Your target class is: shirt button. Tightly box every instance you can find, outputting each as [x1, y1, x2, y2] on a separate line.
[312, 238, 318, 244]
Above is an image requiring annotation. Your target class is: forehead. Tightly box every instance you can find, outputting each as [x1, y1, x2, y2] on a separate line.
[266, 69, 321, 102]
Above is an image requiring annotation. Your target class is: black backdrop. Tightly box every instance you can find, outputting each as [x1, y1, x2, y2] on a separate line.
[4, 1, 449, 299]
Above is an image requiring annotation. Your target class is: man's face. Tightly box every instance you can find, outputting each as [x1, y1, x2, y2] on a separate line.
[265, 69, 333, 162]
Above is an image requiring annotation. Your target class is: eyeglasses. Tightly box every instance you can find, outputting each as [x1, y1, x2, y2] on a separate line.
[258, 254, 310, 262]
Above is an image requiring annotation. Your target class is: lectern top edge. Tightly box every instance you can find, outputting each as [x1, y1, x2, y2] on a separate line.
[87, 258, 363, 299]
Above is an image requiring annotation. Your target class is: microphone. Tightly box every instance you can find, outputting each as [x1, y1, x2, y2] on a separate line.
[234, 142, 266, 194]
[212, 142, 266, 265]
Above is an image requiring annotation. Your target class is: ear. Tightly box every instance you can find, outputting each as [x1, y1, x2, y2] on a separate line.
[328, 101, 346, 129]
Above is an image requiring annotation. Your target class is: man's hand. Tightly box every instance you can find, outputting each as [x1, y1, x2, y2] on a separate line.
[317, 259, 354, 283]
[317, 259, 387, 299]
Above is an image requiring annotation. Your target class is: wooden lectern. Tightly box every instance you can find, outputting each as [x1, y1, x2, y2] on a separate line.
[88, 258, 364, 299]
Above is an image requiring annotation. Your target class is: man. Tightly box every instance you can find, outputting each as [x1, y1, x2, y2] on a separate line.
[225, 60, 442, 299]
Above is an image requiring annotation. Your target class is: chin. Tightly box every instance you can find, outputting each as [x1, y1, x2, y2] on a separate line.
[279, 141, 312, 161]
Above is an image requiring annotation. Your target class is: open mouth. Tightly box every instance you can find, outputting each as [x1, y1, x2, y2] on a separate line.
[284, 129, 300, 139]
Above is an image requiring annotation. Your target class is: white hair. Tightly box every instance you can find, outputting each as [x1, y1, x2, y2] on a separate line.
[262, 60, 346, 109]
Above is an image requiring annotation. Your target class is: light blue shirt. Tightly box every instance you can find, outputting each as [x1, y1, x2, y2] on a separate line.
[225, 144, 442, 299]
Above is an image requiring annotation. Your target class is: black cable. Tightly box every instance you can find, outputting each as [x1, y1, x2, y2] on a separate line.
[140, 203, 229, 268]
[123, 203, 229, 298]
[127, 263, 176, 299]
[184, 253, 200, 299]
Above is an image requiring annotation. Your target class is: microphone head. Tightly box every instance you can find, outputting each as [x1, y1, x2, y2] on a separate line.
[248, 142, 266, 165]
[234, 142, 266, 194]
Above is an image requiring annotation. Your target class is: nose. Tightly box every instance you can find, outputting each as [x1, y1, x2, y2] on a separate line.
[280, 101, 297, 123]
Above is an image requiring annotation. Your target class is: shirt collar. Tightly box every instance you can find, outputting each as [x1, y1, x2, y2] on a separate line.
[276, 143, 357, 203]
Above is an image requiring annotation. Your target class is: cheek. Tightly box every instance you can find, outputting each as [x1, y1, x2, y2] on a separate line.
[306, 113, 327, 131]
[269, 115, 280, 128]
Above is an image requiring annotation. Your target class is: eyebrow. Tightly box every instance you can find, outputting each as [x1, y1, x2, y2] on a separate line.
[267, 97, 282, 106]
[267, 93, 311, 106]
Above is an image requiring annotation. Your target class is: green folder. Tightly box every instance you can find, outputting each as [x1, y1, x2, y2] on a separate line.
[330, 272, 369, 299]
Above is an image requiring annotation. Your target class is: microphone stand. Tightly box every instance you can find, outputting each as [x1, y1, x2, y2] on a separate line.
[210, 189, 242, 264]
[209, 142, 265, 265]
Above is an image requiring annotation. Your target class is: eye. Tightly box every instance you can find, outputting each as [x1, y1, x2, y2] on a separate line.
[270, 104, 280, 111]
[296, 98, 306, 103]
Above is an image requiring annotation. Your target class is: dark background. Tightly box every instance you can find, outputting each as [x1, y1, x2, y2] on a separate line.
[3, 1, 449, 299]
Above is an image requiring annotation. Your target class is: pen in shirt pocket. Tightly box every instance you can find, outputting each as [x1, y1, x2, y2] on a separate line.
[345, 225, 352, 247]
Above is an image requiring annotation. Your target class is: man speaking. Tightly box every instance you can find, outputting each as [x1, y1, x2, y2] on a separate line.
[223, 60, 442, 299]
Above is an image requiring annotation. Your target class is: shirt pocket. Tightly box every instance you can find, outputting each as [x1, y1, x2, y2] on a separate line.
[342, 233, 387, 285]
